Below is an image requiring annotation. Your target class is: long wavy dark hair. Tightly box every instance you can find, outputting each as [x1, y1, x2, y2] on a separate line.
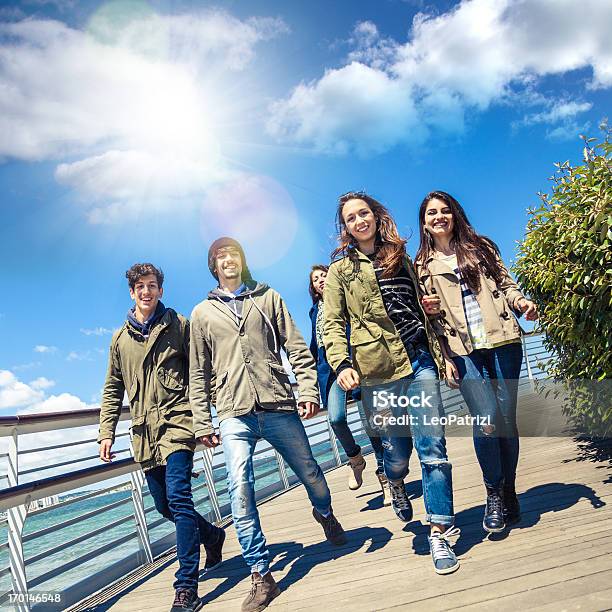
[331, 191, 407, 278]
[416, 191, 504, 293]
[309, 264, 329, 304]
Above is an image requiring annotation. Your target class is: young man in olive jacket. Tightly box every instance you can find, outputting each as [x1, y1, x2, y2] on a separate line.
[98, 263, 225, 612]
[189, 238, 346, 612]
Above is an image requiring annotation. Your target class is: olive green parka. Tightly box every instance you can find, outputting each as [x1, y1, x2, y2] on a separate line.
[98, 309, 195, 470]
[323, 249, 444, 386]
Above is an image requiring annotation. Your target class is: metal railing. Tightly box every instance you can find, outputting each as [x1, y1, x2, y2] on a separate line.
[0, 332, 551, 611]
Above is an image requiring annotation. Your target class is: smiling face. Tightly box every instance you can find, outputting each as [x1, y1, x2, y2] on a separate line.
[424, 197, 454, 240]
[129, 273, 163, 321]
[215, 246, 243, 284]
[341, 198, 377, 249]
[311, 268, 327, 297]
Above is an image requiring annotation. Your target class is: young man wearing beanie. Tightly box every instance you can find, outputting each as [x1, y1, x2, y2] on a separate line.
[99, 263, 225, 612]
[189, 238, 347, 612]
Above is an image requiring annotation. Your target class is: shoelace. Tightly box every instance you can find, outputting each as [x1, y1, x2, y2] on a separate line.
[249, 574, 264, 596]
[390, 483, 411, 509]
[174, 590, 192, 607]
[487, 492, 504, 514]
[430, 526, 461, 559]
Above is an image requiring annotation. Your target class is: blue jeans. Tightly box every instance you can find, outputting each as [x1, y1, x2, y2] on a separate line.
[145, 450, 220, 590]
[452, 342, 523, 489]
[362, 349, 454, 526]
[327, 379, 385, 472]
[219, 410, 332, 575]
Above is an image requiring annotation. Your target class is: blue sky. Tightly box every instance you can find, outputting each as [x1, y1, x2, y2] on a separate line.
[1, 0, 611, 415]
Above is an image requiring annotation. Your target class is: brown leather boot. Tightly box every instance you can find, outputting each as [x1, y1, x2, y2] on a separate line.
[312, 507, 348, 545]
[241, 571, 281, 612]
[347, 452, 366, 490]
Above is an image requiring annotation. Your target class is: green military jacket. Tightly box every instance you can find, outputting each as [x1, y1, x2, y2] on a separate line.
[98, 309, 195, 470]
[323, 249, 444, 386]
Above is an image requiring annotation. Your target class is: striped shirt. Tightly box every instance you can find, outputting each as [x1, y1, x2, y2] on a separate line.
[368, 255, 427, 356]
[440, 254, 488, 349]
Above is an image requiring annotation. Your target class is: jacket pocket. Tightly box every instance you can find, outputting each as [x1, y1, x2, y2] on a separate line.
[214, 371, 232, 410]
[349, 327, 395, 381]
[130, 413, 152, 464]
[215, 371, 228, 391]
[349, 325, 382, 346]
[156, 366, 185, 391]
[269, 362, 294, 402]
[162, 404, 194, 442]
[128, 378, 139, 402]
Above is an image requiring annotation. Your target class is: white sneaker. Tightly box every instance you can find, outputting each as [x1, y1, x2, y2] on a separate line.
[428, 526, 460, 575]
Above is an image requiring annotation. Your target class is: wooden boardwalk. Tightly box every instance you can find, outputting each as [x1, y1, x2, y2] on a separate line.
[105, 426, 612, 611]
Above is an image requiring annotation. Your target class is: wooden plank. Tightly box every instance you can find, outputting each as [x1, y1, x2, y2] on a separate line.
[108, 431, 612, 612]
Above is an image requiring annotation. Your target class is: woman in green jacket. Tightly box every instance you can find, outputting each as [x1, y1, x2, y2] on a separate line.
[323, 191, 459, 575]
[415, 190, 538, 534]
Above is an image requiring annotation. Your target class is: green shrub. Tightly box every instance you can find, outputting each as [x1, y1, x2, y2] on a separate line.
[514, 124, 611, 435]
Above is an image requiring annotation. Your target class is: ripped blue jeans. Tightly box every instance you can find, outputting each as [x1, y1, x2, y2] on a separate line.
[219, 410, 332, 575]
[362, 348, 454, 526]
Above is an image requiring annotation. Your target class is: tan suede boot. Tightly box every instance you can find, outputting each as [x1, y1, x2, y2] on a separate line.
[347, 452, 366, 490]
[377, 472, 392, 506]
[241, 572, 281, 612]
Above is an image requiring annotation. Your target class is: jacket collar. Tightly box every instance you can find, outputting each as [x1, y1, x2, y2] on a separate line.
[352, 247, 414, 268]
[420, 251, 457, 276]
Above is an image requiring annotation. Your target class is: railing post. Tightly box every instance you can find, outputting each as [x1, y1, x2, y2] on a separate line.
[7, 428, 29, 612]
[200, 449, 222, 523]
[274, 451, 290, 490]
[129, 468, 154, 564]
[327, 419, 342, 467]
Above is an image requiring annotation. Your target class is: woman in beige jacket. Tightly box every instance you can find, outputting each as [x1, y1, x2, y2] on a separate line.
[415, 190, 538, 535]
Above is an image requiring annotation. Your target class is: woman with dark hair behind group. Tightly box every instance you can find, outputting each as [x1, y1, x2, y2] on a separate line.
[308, 264, 390, 504]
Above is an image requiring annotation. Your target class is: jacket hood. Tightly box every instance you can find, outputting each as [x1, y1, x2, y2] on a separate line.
[207, 280, 268, 300]
[126, 301, 167, 337]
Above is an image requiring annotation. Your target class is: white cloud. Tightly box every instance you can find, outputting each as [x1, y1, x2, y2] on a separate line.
[268, 61, 424, 156]
[0, 370, 44, 409]
[34, 345, 57, 353]
[513, 99, 593, 141]
[546, 121, 591, 142]
[0, 371, 132, 485]
[29, 377, 56, 390]
[66, 350, 93, 362]
[12, 362, 42, 371]
[346, 21, 399, 71]
[519, 101, 593, 126]
[18, 392, 91, 415]
[269, 0, 611, 154]
[0, 12, 288, 220]
[80, 327, 113, 336]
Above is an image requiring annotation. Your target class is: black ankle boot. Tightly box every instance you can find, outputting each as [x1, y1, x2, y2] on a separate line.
[483, 485, 506, 533]
[503, 484, 521, 525]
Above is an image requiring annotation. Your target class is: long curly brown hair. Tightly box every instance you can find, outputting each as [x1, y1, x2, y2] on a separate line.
[331, 191, 407, 278]
[415, 190, 504, 293]
[309, 264, 329, 304]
